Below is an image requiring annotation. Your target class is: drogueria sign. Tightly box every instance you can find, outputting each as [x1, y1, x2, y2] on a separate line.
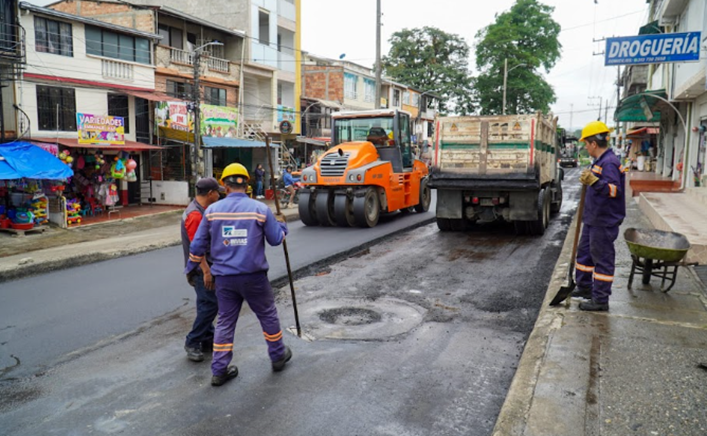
[605, 32, 701, 66]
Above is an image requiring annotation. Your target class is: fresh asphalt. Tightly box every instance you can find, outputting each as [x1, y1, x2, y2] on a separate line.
[0, 171, 584, 435]
[0, 196, 436, 381]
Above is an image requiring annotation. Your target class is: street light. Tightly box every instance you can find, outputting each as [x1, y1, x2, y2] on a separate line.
[502, 58, 527, 115]
[191, 41, 223, 186]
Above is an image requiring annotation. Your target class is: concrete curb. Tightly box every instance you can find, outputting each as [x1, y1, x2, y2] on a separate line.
[491, 212, 579, 436]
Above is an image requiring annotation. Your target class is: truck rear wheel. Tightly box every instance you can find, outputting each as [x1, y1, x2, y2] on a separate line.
[551, 179, 562, 214]
[414, 180, 431, 213]
[315, 190, 336, 227]
[528, 188, 550, 236]
[334, 194, 356, 227]
[298, 191, 319, 226]
[353, 188, 380, 228]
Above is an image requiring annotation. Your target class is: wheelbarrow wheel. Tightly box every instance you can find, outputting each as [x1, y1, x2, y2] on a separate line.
[642, 258, 653, 285]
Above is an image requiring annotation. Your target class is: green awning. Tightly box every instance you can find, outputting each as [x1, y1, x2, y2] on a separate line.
[614, 89, 666, 122]
[639, 20, 664, 35]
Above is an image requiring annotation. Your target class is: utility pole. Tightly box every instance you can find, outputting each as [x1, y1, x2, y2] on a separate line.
[604, 99, 609, 125]
[616, 66, 621, 148]
[192, 50, 202, 186]
[503, 58, 508, 115]
[374, 0, 382, 109]
[569, 103, 573, 133]
[598, 98, 602, 122]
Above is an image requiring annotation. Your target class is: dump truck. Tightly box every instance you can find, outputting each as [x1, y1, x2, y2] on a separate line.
[298, 109, 431, 227]
[429, 113, 563, 235]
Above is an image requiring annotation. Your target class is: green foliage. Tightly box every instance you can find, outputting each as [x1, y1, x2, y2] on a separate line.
[383, 26, 474, 115]
[474, 0, 561, 115]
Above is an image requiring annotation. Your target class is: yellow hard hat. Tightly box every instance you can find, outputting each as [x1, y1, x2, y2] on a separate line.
[579, 121, 613, 142]
[220, 163, 250, 185]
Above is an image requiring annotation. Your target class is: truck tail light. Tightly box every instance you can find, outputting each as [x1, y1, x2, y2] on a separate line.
[492, 198, 500, 205]
[472, 197, 479, 205]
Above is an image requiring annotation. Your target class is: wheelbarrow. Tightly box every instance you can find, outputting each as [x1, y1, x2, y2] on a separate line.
[624, 228, 697, 292]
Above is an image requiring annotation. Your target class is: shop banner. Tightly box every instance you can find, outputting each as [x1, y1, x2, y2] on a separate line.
[201, 104, 239, 138]
[77, 113, 125, 145]
[605, 32, 701, 66]
[277, 105, 295, 123]
[155, 101, 193, 132]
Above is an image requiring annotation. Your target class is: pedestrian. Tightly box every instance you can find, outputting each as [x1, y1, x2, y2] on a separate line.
[282, 165, 299, 209]
[185, 163, 292, 387]
[571, 121, 626, 311]
[255, 163, 265, 199]
[182, 177, 223, 362]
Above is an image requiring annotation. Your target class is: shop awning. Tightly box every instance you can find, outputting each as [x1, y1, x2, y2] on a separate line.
[32, 138, 162, 151]
[201, 137, 267, 148]
[0, 142, 73, 180]
[614, 90, 667, 122]
[627, 127, 660, 137]
[639, 20, 664, 35]
[296, 136, 330, 147]
[122, 90, 187, 102]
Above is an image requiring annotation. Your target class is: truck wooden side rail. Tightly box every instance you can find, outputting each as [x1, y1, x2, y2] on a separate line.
[429, 112, 563, 235]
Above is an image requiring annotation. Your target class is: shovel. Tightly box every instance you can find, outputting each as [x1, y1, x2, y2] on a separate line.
[549, 184, 587, 306]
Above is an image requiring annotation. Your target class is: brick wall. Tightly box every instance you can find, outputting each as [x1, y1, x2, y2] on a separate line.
[304, 66, 343, 103]
[155, 73, 239, 108]
[50, 0, 155, 33]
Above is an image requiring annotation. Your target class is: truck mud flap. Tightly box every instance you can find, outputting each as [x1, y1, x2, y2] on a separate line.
[436, 189, 463, 219]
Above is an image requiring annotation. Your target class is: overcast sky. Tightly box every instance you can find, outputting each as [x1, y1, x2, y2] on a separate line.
[30, 0, 650, 131]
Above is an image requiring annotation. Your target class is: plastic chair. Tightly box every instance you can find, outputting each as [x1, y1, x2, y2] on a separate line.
[87, 197, 104, 216]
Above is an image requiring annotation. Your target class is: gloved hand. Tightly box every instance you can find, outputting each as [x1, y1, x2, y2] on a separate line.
[186, 271, 197, 287]
[580, 169, 599, 186]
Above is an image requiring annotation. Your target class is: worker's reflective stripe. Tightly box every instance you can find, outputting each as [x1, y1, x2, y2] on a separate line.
[593, 272, 614, 282]
[207, 215, 266, 223]
[213, 343, 233, 352]
[608, 184, 617, 198]
[576, 263, 595, 272]
[263, 331, 283, 342]
[207, 212, 266, 221]
[189, 253, 203, 262]
[592, 165, 603, 175]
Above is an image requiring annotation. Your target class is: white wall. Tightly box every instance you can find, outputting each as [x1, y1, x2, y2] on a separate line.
[20, 11, 156, 91]
[150, 180, 190, 205]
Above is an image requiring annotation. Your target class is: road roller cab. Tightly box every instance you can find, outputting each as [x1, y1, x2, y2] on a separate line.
[298, 109, 431, 227]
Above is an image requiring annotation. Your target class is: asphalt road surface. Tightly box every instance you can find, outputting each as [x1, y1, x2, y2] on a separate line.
[0, 196, 437, 381]
[0, 170, 583, 435]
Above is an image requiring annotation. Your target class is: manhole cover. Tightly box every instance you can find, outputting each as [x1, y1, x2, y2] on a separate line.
[319, 307, 382, 326]
[297, 297, 426, 341]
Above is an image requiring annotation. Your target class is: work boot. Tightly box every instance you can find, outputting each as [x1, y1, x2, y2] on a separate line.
[184, 345, 204, 362]
[579, 299, 609, 312]
[272, 346, 293, 372]
[211, 365, 238, 387]
[570, 287, 592, 300]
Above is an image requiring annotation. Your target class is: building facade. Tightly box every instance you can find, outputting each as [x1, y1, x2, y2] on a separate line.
[0, 0, 25, 142]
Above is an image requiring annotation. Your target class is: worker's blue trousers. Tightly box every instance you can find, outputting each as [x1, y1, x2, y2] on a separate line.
[575, 224, 620, 304]
[211, 272, 286, 377]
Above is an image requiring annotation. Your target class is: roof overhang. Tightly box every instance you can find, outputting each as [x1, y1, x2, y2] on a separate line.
[155, 6, 245, 38]
[614, 90, 667, 122]
[32, 137, 162, 151]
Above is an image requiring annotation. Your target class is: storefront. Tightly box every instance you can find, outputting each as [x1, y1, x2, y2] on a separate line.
[626, 127, 660, 171]
[0, 141, 73, 234]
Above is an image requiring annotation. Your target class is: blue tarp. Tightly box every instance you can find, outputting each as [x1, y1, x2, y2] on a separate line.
[0, 142, 74, 180]
[201, 136, 267, 148]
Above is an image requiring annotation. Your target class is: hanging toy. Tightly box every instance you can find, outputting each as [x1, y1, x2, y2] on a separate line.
[126, 159, 137, 171]
[110, 160, 126, 179]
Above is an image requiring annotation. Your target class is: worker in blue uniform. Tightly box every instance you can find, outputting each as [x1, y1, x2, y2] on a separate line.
[185, 163, 292, 386]
[571, 121, 626, 311]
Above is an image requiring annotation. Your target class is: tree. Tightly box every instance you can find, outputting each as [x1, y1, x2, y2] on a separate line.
[474, 0, 561, 115]
[383, 26, 474, 115]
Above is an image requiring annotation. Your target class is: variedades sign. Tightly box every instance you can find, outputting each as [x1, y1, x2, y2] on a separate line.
[605, 32, 701, 66]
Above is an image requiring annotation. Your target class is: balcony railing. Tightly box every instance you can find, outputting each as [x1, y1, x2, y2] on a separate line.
[102, 58, 133, 81]
[0, 23, 26, 64]
[170, 47, 229, 73]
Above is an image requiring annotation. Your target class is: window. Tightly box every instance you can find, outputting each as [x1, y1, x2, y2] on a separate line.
[158, 24, 183, 49]
[166, 80, 193, 99]
[344, 73, 358, 99]
[205, 86, 227, 106]
[85, 25, 150, 64]
[392, 89, 400, 107]
[108, 94, 130, 134]
[259, 10, 270, 45]
[402, 90, 410, 106]
[364, 78, 375, 103]
[411, 93, 420, 108]
[35, 17, 72, 56]
[36, 86, 76, 131]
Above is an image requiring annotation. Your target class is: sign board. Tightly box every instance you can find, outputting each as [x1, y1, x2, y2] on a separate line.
[277, 105, 296, 123]
[605, 32, 701, 66]
[279, 120, 293, 134]
[201, 104, 238, 138]
[155, 101, 193, 133]
[77, 113, 125, 145]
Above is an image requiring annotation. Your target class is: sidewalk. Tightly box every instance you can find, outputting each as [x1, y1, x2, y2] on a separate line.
[493, 198, 707, 435]
[0, 199, 299, 282]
